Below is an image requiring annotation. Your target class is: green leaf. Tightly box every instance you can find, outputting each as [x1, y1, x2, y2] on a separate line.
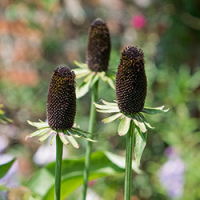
[42, 151, 141, 200]
[104, 151, 142, 174]
[27, 168, 54, 197]
[134, 128, 147, 165]
[0, 159, 15, 179]
[103, 113, 123, 123]
[142, 106, 169, 115]
[0, 184, 9, 191]
[118, 117, 131, 136]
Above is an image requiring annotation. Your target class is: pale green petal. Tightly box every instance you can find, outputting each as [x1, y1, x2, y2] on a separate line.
[97, 71, 106, 80]
[118, 117, 131, 136]
[103, 113, 123, 123]
[27, 120, 49, 129]
[67, 130, 81, 138]
[76, 80, 91, 99]
[65, 135, 80, 149]
[26, 128, 51, 139]
[96, 109, 120, 113]
[73, 69, 90, 79]
[94, 103, 118, 110]
[39, 131, 52, 142]
[90, 74, 100, 87]
[133, 119, 147, 133]
[101, 100, 118, 106]
[69, 128, 97, 142]
[84, 73, 94, 82]
[142, 106, 169, 115]
[58, 132, 69, 145]
[137, 113, 154, 129]
[74, 60, 88, 68]
[71, 127, 91, 135]
[107, 78, 115, 90]
[50, 132, 57, 146]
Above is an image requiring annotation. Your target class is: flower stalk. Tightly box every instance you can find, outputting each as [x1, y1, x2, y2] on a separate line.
[124, 120, 135, 200]
[55, 135, 63, 200]
[82, 80, 99, 200]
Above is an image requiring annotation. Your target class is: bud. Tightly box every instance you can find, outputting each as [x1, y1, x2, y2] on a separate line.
[116, 46, 147, 114]
[47, 66, 76, 130]
[86, 18, 111, 72]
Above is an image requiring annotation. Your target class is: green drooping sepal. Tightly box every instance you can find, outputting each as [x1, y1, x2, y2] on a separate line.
[116, 46, 147, 115]
[47, 66, 76, 130]
[87, 18, 111, 72]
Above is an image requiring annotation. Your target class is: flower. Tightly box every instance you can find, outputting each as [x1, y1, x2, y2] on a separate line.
[95, 46, 168, 164]
[131, 14, 146, 29]
[87, 18, 111, 72]
[26, 66, 95, 148]
[158, 147, 185, 199]
[73, 18, 115, 98]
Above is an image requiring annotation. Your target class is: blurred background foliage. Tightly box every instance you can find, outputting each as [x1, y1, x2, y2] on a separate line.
[0, 0, 200, 199]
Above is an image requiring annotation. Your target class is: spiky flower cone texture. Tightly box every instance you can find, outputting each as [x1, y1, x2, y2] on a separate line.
[116, 46, 147, 114]
[47, 66, 76, 130]
[86, 18, 111, 72]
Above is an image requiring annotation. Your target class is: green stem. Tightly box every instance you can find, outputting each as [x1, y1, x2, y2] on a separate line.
[82, 80, 99, 200]
[55, 134, 63, 200]
[124, 120, 135, 200]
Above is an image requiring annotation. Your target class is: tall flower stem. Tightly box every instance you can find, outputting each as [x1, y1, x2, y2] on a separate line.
[55, 134, 63, 200]
[82, 80, 99, 200]
[124, 120, 135, 200]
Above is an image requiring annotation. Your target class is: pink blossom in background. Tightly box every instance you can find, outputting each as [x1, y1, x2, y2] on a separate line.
[131, 14, 146, 29]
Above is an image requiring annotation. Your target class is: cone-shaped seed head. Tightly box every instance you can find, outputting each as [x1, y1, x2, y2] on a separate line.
[86, 18, 111, 72]
[116, 46, 147, 114]
[47, 66, 76, 130]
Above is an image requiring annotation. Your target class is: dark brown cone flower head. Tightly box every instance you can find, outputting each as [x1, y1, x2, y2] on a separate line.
[86, 18, 111, 72]
[47, 66, 76, 130]
[116, 46, 147, 115]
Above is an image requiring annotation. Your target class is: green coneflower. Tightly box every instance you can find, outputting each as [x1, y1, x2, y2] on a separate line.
[27, 66, 94, 148]
[27, 66, 95, 200]
[95, 46, 168, 162]
[95, 46, 168, 200]
[73, 18, 114, 98]
[77, 18, 113, 200]
[87, 18, 111, 72]
[116, 46, 147, 114]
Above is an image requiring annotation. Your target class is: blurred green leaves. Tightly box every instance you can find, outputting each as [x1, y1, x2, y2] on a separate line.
[0, 159, 15, 179]
[27, 151, 141, 200]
